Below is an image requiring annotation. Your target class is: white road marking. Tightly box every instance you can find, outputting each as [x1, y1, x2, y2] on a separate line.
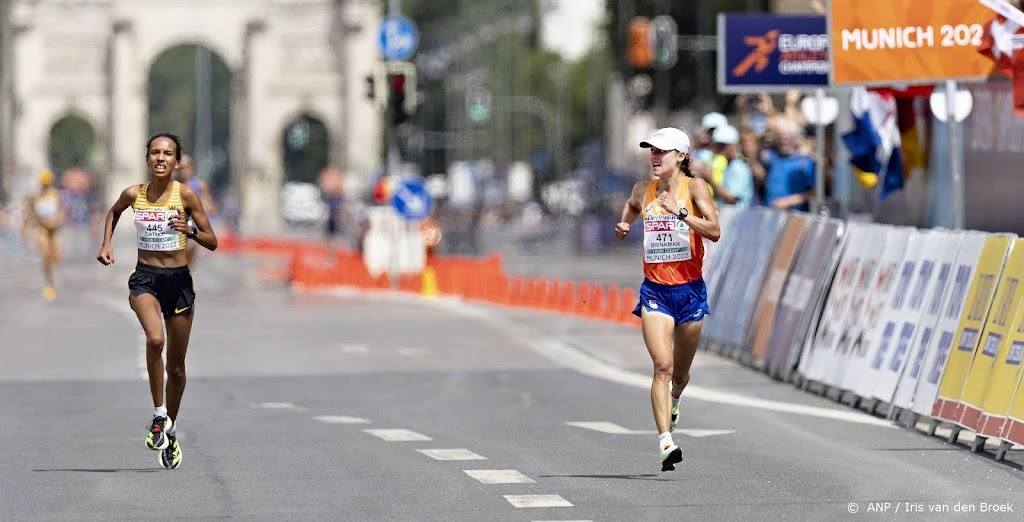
[417, 448, 487, 460]
[565, 421, 656, 435]
[676, 429, 736, 438]
[316, 288, 898, 428]
[314, 415, 371, 424]
[363, 428, 432, 442]
[340, 344, 369, 354]
[464, 469, 536, 484]
[398, 347, 429, 356]
[252, 402, 304, 410]
[504, 495, 574, 508]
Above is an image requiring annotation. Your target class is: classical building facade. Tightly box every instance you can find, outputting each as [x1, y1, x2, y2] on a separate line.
[0, 0, 382, 232]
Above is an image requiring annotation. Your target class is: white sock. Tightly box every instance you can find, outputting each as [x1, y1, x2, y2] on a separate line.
[154, 405, 167, 418]
[671, 396, 681, 408]
[658, 432, 673, 449]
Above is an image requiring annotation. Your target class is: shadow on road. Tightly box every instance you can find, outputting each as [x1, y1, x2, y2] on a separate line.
[33, 468, 161, 473]
[539, 473, 672, 482]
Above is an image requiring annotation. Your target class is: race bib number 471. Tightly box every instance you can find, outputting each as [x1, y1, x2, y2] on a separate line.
[643, 217, 691, 263]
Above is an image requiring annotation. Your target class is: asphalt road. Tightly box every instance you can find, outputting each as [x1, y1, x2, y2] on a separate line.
[1, 229, 1023, 521]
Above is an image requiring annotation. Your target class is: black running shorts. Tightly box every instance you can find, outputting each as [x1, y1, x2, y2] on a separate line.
[128, 262, 195, 317]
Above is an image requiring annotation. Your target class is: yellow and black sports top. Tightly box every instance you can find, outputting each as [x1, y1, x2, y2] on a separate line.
[132, 181, 186, 252]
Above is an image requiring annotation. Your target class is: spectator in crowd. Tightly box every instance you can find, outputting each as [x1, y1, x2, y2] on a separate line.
[739, 130, 768, 205]
[710, 125, 754, 209]
[692, 112, 729, 199]
[762, 119, 816, 212]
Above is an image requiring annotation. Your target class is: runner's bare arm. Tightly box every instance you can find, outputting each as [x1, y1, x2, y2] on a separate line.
[174, 184, 218, 251]
[615, 182, 647, 240]
[685, 177, 721, 242]
[198, 179, 218, 214]
[97, 185, 140, 265]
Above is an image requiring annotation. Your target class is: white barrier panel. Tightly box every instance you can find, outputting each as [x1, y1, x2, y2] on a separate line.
[782, 218, 846, 375]
[877, 230, 966, 405]
[799, 222, 882, 384]
[705, 208, 783, 346]
[910, 231, 989, 418]
[837, 226, 913, 394]
[725, 210, 789, 350]
[704, 208, 758, 322]
[704, 204, 738, 271]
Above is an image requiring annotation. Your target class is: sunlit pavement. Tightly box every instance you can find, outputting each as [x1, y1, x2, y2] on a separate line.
[1, 230, 1022, 521]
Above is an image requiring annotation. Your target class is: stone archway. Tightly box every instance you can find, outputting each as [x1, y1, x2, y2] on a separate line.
[3, 0, 382, 233]
[282, 113, 331, 185]
[47, 113, 99, 175]
[147, 43, 232, 198]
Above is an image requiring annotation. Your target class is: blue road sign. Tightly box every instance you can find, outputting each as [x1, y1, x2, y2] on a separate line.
[391, 177, 433, 221]
[378, 15, 419, 62]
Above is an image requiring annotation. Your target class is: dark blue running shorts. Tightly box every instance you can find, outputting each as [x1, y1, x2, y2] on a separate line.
[632, 278, 711, 325]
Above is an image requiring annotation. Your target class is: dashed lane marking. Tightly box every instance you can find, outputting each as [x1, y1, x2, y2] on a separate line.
[251, 402, 304, 410]
[314, 415, 371, 424]
[416, 449, 487, 461]
[464, 469, 536, 484]
[504, 495, 574, 508]
[565, 421, 655, 435]
[363, 428, 432, 442]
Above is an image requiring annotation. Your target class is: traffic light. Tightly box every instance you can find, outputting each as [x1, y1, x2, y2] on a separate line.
[627, 17, 653, 68]
[650, 15, 678, 70]
[388, 73, 408, 125]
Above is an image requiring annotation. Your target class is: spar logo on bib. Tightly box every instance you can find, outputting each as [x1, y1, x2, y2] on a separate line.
[136, 210, 171, 221]
[644, 217, 690, 232]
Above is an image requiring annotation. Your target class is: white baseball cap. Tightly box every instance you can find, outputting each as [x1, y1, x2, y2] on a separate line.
[639, 127, 691, 154]
[701, 112, 728, 130]
[712, 124, 740, 145]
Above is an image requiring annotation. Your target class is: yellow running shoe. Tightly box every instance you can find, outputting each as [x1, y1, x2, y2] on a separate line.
[42, 285, 56, 301]
[146, 416, 171, 450]
[160, 433, 182, 469]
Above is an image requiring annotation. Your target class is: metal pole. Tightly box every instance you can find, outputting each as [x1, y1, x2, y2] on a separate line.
[812, 88, 827, 216]
[946, 79, 964, 229]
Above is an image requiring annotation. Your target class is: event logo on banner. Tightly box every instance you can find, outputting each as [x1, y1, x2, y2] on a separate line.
[978, 275, 1024, 438]
[852, 230, 927, 398]
[750, 216, 808, 360]
[882, 230, 965, 406]
[933, 235, 1014, 421]
[958, 239, 1024, 431]
[999, 328, 1024, 445]
[841, 227, 913, 395]
[718, 14, 828, 92]
[910, 232, 988, 418]
[830, 0, 998, 85]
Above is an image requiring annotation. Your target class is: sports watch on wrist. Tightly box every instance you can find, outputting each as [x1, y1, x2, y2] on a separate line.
[677, 207, 688, 220]
[188, 226, 198, 239]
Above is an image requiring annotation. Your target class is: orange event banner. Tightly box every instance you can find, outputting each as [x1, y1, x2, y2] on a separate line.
[830, 0, 998, 85]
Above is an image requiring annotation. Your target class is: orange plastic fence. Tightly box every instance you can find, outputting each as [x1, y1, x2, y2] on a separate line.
[223, 236, 640, 327]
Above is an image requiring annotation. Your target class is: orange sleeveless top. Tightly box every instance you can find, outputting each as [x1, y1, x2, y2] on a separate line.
[640, 179, 704, 285]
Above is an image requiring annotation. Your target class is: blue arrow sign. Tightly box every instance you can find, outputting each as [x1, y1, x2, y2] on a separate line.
[378, 15, 419, 62]
[391, 177, 433, 221]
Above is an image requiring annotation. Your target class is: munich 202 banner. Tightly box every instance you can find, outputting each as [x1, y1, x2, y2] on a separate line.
[830, 0, 998, 86]
[717, 14, 828, 93]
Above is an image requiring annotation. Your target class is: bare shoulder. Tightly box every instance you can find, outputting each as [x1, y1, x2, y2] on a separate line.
[177, 180, 198, 199]
[688, 176, 711, 196]
[631, 180, 649, 197]
[122, 184, 142, 198]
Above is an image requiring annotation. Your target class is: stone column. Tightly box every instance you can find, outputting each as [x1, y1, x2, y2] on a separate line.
[106, 20, 146, 203]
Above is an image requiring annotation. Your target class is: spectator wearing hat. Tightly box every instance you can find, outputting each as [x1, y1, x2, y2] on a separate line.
[710, 125, 754, 209]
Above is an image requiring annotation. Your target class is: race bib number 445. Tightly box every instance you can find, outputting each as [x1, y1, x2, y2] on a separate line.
[643, 217, 691, 263]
